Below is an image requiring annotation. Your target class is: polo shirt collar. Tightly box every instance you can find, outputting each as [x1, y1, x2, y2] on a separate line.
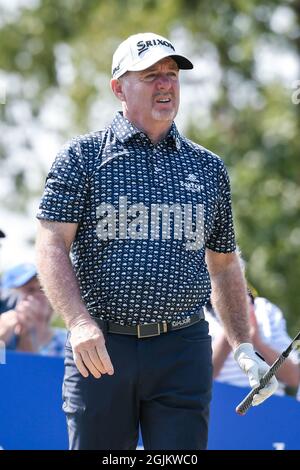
[111, 112, 182, 150]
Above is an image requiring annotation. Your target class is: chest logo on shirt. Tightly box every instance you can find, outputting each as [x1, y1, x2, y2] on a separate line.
[180, 174, 204, 194]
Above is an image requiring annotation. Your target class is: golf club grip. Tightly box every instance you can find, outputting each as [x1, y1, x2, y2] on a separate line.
[236, 354, 286, 415]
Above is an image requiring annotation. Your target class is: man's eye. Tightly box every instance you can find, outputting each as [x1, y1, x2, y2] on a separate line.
[144, 74, 156, 81]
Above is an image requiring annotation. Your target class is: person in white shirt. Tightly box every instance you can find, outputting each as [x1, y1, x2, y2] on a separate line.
[206, 292, 300, 396]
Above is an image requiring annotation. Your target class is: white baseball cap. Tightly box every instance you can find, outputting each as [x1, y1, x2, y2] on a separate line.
[112, 32, 193, 79]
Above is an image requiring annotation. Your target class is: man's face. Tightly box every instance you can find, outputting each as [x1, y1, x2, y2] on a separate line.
[17, 276, 42, 301]
[113, 57, 180, 128]
[16, 276, 53, 324]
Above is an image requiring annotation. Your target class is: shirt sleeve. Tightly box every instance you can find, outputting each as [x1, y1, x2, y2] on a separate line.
[206, 162, 236, 253]
[36, 139, 88, 223]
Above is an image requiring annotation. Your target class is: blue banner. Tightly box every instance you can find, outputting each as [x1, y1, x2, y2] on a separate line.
[0, 351, 299, 450]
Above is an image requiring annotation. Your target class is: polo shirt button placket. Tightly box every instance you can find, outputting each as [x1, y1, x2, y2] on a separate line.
[150, 147, 158, 187]
[152, 145, 165, 188]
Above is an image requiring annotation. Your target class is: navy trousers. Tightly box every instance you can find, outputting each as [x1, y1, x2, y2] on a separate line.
[63, 319, 213, 450]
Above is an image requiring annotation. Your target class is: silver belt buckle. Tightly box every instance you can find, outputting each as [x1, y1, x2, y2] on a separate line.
[137, 323, 161, 338]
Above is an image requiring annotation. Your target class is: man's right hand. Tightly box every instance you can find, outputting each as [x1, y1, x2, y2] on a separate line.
[69, 318, 114, 379]
[0, 310, 19, 340]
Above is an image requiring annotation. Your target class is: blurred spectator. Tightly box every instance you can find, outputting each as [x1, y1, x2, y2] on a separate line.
[206, 292, 300, 396]
[0, 263, 67, 356]
[0, 229, 14, 315]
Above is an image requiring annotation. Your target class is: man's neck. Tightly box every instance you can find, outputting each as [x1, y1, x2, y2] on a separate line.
[145, 126, 171, 145]
[123, 111, 172, 145]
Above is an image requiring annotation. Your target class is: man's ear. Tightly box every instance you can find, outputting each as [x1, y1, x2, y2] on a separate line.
[110, 78, 125, 101]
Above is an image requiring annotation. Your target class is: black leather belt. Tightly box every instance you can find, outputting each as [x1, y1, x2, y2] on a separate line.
[94, 310, 204, 339]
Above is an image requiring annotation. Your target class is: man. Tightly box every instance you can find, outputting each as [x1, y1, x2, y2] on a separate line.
[0, 263, 66, 356]
[36, 32, 277, 450]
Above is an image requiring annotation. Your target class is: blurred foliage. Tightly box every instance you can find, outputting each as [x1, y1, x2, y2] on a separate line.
[51, 313, 66, 329]
[0, 0, 299, 332]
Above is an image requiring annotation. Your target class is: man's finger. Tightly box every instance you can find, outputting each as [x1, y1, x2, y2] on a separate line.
[96, 344, 114, 375]
[247, 370, 260, 388]
[14, 324, 22, 335]
[252, 379, 278, 406]
[73, 352, 90, 378]
[252, 392, 269, 406]
[80, 350, 102, 379]
[88, 347, 106, 374]
[252, 394, 264, 406]
[258, 385, 274, 397]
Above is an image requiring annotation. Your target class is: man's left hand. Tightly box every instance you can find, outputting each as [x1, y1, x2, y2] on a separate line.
[234, 343, 278, 406]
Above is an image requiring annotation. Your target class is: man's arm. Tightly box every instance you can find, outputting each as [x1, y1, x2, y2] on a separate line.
[205, 249, 250, 350]
[206, 248, 278, 405]
[36, 219, 114, 379]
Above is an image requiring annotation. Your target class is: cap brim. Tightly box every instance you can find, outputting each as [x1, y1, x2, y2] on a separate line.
[2, 269, 37, 289]
[12, 272, 37, 288]
[127, 51, 193, 73]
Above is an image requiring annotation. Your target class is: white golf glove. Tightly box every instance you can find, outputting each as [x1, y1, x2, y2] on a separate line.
[234, 343, 278, 406]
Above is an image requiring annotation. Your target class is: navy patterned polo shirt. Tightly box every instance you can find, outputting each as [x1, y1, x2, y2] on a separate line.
[37, 112, 236, 326]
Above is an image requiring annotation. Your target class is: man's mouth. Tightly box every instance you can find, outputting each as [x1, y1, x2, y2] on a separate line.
[156, 97, 171, 104]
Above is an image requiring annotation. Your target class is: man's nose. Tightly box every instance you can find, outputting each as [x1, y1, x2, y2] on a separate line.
[156, 74, 172, 90]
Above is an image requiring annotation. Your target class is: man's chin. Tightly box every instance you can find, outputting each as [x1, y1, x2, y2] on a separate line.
[152, 110, 177, 122]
